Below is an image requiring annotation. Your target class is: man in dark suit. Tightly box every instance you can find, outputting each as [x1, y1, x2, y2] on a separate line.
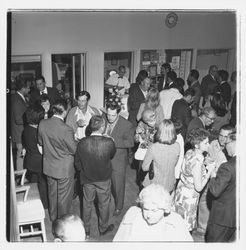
[206, 132, 236, 242]
[38, 100, 77, 221]
[30, 75, 60, 106]
[186, 106, 216, 141]
[217, 69, 231, 106]
[187, 69, 202, 115]
[201, 65, 219, 106]
[157, 63, 171, 91]
[11, 77, 30, 170]
[75, 115, 116, 238]
[128, 70, 150, 128]
[105, 102, 134, 216]
[171, 88, 195, 139]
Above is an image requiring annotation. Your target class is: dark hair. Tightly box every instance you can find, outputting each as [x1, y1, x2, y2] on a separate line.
[228, 132, 236, 142]
[184, 87, 195, 97]
[167, 71, 177, 82]
[136, 70, 149, 84]
[88, 115, 105, 133]
[187, 128, 210, 148]
[190, 69, 199, 80]
[230, 71, 237, 82]
[106, 102, 121, 114]
[76, 91, 91, 101]
[35, 75, 45, 82]
[15, 77, 29, 91]
[218, 69, 229, 81]
[173, 77, 185, 94]
[39, 93, 50, 103]
[210, 93, 227, 117]
[220, 124, 235, 133]
[171, 118, 183, 135]
[118, 65, 126, 71]
[25, 104, 44, 125]
[52, 99, 67, 115]
[161, 63, 171, 71]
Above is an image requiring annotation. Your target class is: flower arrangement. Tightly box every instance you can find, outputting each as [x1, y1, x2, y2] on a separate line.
[105, 86, 124, 110]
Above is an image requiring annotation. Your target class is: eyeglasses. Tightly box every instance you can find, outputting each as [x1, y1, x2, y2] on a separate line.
[219, 134, 228, 139]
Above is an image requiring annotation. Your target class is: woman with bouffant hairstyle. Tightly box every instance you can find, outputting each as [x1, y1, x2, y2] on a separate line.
[141, 119, 180, 193]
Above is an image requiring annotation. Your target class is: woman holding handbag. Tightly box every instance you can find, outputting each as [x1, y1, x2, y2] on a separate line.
[141, 119, 180, 193]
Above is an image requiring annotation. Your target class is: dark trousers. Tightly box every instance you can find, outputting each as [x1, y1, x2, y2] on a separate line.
[206, 223, 236, 242]
[111, 166, 126, 211]
[82, 179, 111, 234]
[27, 170, 49, 209]
[46, 175, 74, 221]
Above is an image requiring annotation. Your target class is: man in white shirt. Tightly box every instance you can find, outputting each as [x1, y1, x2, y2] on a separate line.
[66, 91, 101, 141]
[105, 65, 130, 96]
[159, 81, 183, 119]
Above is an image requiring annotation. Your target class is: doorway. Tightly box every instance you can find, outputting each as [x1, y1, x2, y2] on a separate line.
[51, 53, 86, 103]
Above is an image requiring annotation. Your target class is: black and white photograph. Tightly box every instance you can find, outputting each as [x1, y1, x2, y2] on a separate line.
[1, 1, 246, 249]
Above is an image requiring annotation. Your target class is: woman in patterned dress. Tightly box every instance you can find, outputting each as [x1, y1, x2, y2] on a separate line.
[173, 128, 216, 232]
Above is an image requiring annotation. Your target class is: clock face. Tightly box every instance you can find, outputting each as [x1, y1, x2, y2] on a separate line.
[165, 12, 178, 28]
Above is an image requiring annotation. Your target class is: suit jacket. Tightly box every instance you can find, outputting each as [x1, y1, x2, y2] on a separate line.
[201, 74, 218, 101]
[38, 116, 77, 179]
[208, 156, 236, 227]
[11, 93, 28, 143]
[190, 81, 202, 113]
[106, 116, 134, 171]
[30, 87, 60, 106]
[75, 135, 116, 184]
[186, 117, 205, 141]
[220, 81, 231, 106]
[128, 83, 145, 127]
[171, 98, 192, 138]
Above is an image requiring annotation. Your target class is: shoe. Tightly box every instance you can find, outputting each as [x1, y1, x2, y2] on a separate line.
[100, 224, 114, 236]
[113, 209, 122, 216]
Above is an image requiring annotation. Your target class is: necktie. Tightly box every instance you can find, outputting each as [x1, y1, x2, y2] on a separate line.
[107, 124, 112, 135]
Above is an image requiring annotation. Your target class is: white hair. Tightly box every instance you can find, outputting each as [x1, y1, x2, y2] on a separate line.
[137, 184, 171, 213]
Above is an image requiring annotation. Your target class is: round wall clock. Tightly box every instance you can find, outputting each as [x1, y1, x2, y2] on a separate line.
[165, 12, 178, 28]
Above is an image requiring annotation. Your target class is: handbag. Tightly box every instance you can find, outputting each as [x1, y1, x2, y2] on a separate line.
[148, 161, 154, 180]
[134, 145, 147, 161]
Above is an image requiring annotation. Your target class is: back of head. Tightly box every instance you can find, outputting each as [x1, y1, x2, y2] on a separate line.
[136, 70, 149, 84]
[52, 214, 85, 242]
[88, 115, 105, 133]
[186, 128, 209, 148]
[25, 104, 45, 125]
[146, 87, 160, 109]
[155, 119, 177, 145]
[210, 93, 227, 116]
[218, 69, 229, 82]
[173, 77, 185, 94]
[184, 87, 195, 97]
[52, 99, 67, 115]
[15, 77, 28, 91]
[190, 69, 199, 80]
[141, 108, 155, 124]
[167, 71, 177, 82]
[137, 184, 171, 213]
[171, 117, 183, 135]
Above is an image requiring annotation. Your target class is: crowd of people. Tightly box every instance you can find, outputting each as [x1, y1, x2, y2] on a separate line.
[10, 62, 237, 242]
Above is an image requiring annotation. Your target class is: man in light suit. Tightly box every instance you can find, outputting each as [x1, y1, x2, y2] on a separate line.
[30, 75, 60, 106]
[11, 77, 30, 170]
[206, 132, 236, 242]
[38, 100, 77, 221]
[105, 102, 135, 216]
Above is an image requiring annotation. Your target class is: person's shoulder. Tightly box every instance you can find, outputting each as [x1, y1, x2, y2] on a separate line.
[122, 206, 141, 223]
[129, 83, 139, 91]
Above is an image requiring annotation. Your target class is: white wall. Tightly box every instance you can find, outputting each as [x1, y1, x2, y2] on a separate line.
[11, 11, 236, 108]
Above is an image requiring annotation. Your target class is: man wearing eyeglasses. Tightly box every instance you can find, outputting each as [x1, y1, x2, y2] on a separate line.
[206, 132, 236, 242]
[186, 107, 216, 143]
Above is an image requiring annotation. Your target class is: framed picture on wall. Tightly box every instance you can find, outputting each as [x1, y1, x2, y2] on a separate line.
[149, 64, 157, 77]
